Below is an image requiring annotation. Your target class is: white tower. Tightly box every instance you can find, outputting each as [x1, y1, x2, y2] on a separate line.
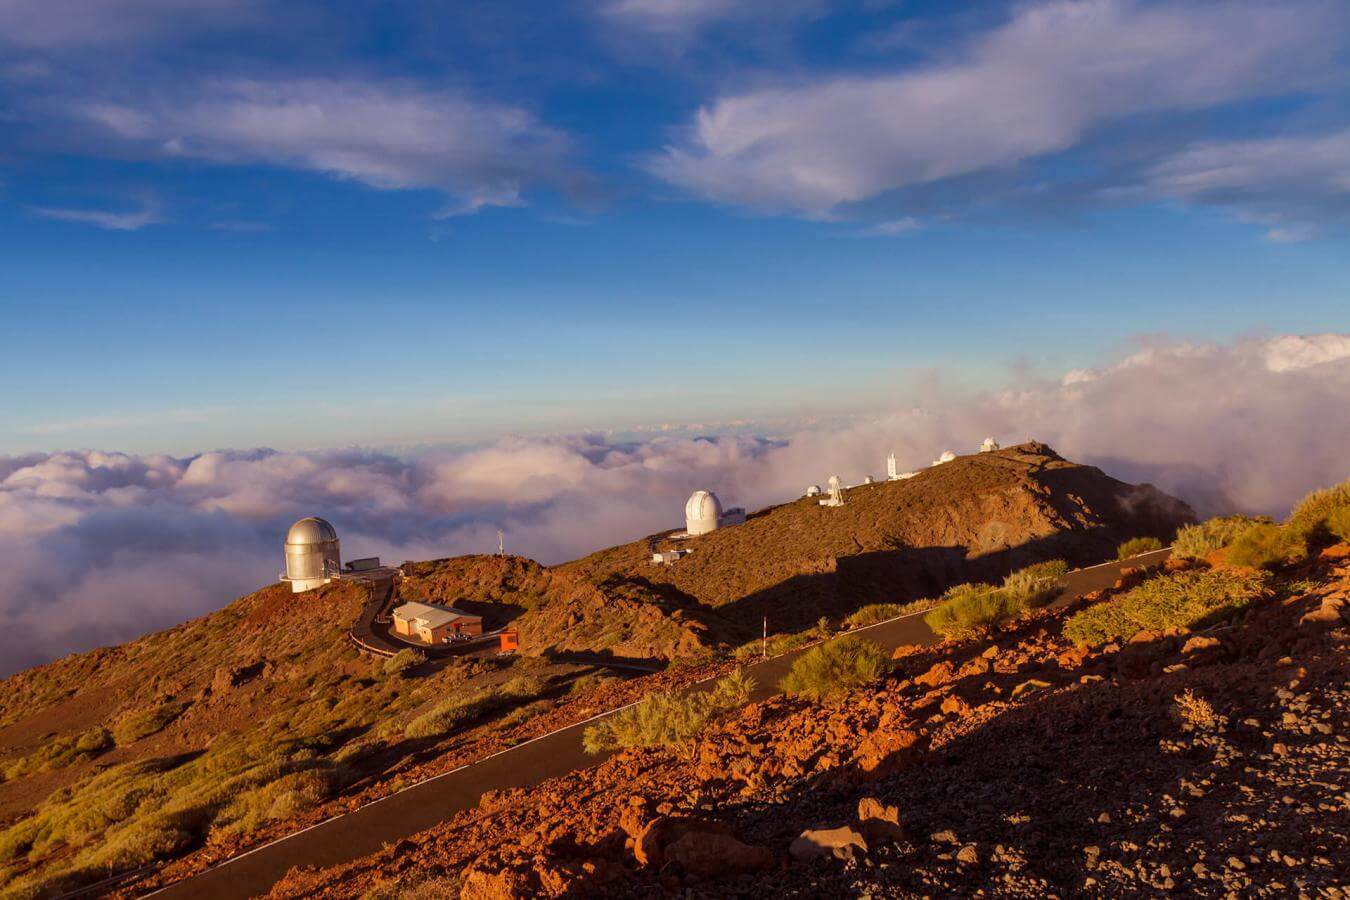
[887, 453, 898, 480]
[819, 475, 845, 507]
[282, 517, 341, 593]
[980, 437, 1000, 453]
[685, 490, 723, 536]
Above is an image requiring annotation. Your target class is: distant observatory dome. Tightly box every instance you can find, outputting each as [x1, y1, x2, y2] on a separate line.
[685, 490, 723, 536]
[980, 437, 1000, 453]
[805, 485, 822, 497]
[932, 450, 957, 466]
[283, 516, 341, 593]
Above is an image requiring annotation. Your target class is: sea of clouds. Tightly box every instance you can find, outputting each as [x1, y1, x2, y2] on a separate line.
[2, 332, 1347, 676]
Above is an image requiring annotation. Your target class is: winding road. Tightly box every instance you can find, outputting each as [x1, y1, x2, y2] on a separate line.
[145, 548, 1170, 899]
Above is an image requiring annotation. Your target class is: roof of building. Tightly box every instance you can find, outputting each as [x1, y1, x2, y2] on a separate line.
[391, 601, 480, 629]
[286, 516, 338, 546]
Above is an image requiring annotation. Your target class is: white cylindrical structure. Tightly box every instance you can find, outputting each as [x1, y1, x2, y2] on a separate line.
[805, 485, 822, 497]
[685, 490, 723, 536]
[980, 437, 1000, 453]
[283, 517, 341, 592]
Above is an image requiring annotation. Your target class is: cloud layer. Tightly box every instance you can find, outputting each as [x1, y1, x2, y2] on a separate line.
[649, 0, 1344, 218]
[2, 332, 1346, 676]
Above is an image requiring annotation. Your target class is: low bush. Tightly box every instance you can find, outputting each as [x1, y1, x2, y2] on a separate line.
[1172, 689, 1223, 734]
[1117, 536, 1163, 559]
[381, 649, 427, 678]
[1288, 479, 1350, 545]
[779, 636, 889, 703]
[734, 628, 817, 660]
[1327, 506, 1350, 543]
[1063, 568, 1268, 645]
[1173, 515, 1271, 560]
[1225, 523, 1308, 570]
[3, 726, 112, 781]
[924, 587, 1018, 639]
[1001, 559, 1068, 607]
[581, 671, 754, 758]
[112, 702, 187, 746]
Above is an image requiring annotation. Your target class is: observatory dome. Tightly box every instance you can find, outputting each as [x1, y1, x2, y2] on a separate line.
[283, 516, 341, 593]
[932, 450, 957, 466]
[286, 517, 338, 546]
[685, 490, 723, 536]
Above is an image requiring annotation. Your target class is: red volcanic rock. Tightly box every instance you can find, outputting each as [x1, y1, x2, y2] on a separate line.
[916, 660, 954, 688]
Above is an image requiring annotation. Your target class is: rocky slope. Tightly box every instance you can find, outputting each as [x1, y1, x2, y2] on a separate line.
[270, 547, 1349, 899]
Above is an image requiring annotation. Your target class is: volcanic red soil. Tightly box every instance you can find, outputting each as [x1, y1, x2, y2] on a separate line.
[270, 549, 1349, 899]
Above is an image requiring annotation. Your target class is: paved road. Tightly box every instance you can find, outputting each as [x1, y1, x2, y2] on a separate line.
[149, 548, 1169, 899]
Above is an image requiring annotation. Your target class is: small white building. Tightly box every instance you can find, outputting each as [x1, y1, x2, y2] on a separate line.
[805, 484, 823, 497]
[980, 437, 1000, 453]
[652, 548, 692, 566]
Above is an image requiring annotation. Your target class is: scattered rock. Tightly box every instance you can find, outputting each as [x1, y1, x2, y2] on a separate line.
[791, 826, 868, 862]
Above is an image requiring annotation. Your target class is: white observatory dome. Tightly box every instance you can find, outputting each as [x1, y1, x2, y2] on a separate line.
[685, 490, 723, 536]
[283, 516, 341, 593]
[932, 450, 957, 466]
[805, 484, 822, 497]
[980, 437, 1000, 453]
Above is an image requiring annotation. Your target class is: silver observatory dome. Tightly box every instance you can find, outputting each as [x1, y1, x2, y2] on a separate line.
[283, 516, 341, 592]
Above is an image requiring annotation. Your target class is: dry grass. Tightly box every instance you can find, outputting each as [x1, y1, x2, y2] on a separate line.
[1225, 523, 1308, 570]
[1172, 689, 1224, 733]
[1117, 536, 1164, 559]
[1173, 515, 1271, 560]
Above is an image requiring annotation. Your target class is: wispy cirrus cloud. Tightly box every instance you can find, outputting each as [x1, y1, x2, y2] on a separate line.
[597, 0, 823, 40]
[29, 197, 167, 230]
[1144, 127, 1350, 241]
[648, 0, 1346, 224]
[0, 0, 258, 49]
[55, 76, 590, 215]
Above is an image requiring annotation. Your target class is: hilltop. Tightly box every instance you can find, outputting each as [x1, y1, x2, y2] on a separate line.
[559, 441, 1191, 636]
[0, 440, 1193, 896]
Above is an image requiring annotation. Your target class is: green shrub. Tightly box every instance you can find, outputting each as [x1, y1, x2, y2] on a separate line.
[1288, 479, 1350, 544]
[1117, 536, 1163, 559]
[1225, 523, 1308, 570]
[1063, 569, 1268, 645]
[921, 562, 1064, 640]
[733, 628, 816, 660]
[924, 587, 1019, 639]
[112, 702, 187, 746]
[1173, 515, 1271, 560]
[1327, 506, 1350, 543]
[779, 636, 889, 703]
[1001, 559, 1068, 607]
[381, 649, 427, 678]
[581, 671, 755, 758]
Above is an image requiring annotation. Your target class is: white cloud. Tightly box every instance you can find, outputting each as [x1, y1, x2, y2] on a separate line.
[1145, 127, 1350, 240]
[29, 198, 166, 230]
[648, 0, 1342, 215]
[598, 0, 822, 40]
[1, 331, 1346, 675]
[0, 0, 257, 48]
[62, 76, 584, 213]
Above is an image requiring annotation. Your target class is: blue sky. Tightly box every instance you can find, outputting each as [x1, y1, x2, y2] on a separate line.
[3, 0, 1349, 455]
